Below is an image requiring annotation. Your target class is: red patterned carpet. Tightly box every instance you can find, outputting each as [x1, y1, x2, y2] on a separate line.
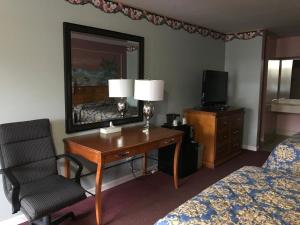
[21, 150, 270, 225]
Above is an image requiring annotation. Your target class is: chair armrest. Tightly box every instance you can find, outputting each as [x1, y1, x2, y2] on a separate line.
[0, 168, 21, 213]
[56, 154, 83, 184]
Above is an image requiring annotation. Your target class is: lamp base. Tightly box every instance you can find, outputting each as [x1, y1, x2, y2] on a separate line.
[142, 101, 154, 133]
[117, 97, 127, 118]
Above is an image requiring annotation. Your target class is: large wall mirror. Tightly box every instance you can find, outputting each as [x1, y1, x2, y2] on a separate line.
[64, 23, 144, 133]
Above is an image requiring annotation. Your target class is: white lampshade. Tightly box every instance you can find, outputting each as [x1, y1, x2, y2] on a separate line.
[134, 80, 164, 101]
[108, 79, 134, 97]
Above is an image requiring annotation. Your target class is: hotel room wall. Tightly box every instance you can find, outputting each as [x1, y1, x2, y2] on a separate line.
[225, 37, 263, 150]
[276, 35, 300, 58]
[0, 0, 225, 221]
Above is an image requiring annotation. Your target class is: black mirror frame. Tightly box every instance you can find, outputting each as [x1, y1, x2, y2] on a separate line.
[63, 22, 144, 133]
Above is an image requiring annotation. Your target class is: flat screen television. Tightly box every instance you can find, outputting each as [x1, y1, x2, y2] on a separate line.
[201, 70, 228, 106]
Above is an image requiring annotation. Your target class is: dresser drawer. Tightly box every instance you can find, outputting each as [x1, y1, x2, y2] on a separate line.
[230, 141, 241, 153]
[215, 144, 229, 160]
[217, 130, 229, 144]
[217, 117, 229, 130]
[216, 143, 228, 154]
[231, 113, 243, 129]
[232, 128, 242, 137]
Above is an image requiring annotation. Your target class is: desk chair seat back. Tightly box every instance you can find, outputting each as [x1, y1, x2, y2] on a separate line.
[0, 119, 57, 198]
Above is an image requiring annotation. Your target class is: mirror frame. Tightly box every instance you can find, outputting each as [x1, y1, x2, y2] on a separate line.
[63, 22, 144, 133]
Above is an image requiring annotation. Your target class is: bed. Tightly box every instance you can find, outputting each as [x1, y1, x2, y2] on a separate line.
[155, 134, 300, 225]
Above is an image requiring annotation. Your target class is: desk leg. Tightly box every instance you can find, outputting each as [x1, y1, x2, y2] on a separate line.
[173, 139, 182, 189]
[143, 152, 148, 176]
[64, 159, 70, 178]
[64, 145, 70, 179]
[95, 156, 103, 225]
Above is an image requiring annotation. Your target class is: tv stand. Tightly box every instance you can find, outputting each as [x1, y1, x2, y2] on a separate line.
[184, 107, 244, 168]
[195, 105, 229, 112]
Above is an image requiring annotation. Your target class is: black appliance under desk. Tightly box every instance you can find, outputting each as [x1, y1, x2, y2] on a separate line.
[158, 124, 198, 178]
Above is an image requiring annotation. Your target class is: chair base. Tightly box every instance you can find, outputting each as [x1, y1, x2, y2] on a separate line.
[30, 212, 75, 225]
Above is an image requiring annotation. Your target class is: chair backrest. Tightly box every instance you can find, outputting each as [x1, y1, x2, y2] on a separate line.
[0, 119, 57, 186]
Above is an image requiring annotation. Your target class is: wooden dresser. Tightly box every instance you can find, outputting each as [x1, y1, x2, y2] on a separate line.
[185, 107, 244, 168]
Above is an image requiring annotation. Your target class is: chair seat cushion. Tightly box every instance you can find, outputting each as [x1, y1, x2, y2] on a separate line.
[19, 175, 86, 220]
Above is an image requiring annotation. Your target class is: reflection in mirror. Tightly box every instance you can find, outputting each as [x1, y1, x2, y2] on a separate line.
[71, 32, 139, 125]
[64, 23, 144, 133]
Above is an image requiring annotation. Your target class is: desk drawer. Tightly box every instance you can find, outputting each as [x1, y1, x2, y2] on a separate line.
[104, 149, 138, 163]
[158, 137, 177, 148]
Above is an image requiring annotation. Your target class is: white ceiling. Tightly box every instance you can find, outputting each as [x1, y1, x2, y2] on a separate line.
[114, 0, 300, 36]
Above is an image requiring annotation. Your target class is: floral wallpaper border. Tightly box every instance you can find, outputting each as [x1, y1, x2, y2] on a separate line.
[65, 0, 264, 42]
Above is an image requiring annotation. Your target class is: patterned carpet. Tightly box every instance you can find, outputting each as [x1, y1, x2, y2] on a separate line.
[21, 150, 270, 225]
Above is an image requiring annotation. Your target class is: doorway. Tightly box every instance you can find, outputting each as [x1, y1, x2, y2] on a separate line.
[259, 59, 300, 151]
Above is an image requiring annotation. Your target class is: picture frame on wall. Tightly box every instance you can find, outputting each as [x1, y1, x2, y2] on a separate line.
[63, 22, 144, 133]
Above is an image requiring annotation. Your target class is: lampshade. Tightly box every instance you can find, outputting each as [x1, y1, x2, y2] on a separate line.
[134, 80, 164, 101]
[108, 79, 134, 97]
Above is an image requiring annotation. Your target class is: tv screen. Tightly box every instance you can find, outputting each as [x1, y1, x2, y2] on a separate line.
[202, 70, 228, 106]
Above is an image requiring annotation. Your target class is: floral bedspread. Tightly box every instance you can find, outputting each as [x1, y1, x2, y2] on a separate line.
[263, 133, 300, 177]
[154, 166, 300, 225]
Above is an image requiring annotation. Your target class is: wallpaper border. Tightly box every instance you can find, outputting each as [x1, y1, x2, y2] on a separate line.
[65, 0, 264, 42]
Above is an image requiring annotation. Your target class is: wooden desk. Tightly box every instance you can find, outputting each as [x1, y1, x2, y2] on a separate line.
[64, 126, 183, 225]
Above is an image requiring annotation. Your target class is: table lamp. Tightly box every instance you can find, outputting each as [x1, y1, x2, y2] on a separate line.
[134, 80, 164, 132]
[108, 79, 134, 118]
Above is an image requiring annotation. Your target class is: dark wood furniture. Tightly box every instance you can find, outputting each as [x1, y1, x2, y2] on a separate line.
[158, 124, 198, 178]
[64, 126, 183, 225]
[185, 107, 244, 168]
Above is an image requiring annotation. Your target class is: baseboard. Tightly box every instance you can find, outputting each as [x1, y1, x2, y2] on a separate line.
[242, 145, 258, 151]
[276, 129, 297, 137]
[87, 165, 157, 195]
[0, 214, 27, 225]
[0, 166, 157, 225]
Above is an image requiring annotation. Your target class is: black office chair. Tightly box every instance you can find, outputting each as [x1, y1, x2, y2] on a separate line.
[0, 119, 86, 225]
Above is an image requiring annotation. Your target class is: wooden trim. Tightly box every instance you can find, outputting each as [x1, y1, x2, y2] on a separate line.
[257, 30, 271, 149]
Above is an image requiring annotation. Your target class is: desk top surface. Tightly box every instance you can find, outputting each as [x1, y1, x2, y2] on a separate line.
[64, 126, 183, 154]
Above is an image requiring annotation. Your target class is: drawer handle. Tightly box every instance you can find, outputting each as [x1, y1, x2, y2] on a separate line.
[118, 151, 130, 157]
[163, 138, 175, 145]
[233, 130, 239, 134]
[223, 135, 227, 139]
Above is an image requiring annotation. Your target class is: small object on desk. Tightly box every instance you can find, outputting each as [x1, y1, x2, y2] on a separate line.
[99, 121, 122, 134]
[166, 113, 180, 125]
[172, 119, 178, 127]
[182, 117, 187, 125]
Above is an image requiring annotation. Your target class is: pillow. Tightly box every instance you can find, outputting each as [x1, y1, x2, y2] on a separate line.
[262, 133, 300, 177]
